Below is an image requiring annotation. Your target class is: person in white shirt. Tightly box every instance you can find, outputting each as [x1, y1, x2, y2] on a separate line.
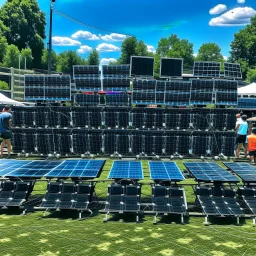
[235, 115, 248, 158]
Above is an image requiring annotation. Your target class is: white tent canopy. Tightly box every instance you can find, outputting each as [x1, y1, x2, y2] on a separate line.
[0, 93, 25, 106]
[238, 82, 256, 95]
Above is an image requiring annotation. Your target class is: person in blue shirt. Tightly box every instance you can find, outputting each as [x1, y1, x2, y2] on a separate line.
[0, 105, 12, 158]
[235, 114, 248, 158]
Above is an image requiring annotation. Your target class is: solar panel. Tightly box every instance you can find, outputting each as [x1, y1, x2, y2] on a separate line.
[0, 160, 62, 178]
[224, 62, 242, 79]
[74, 77, 101, 91]
[223, 162, 256, 182]
[149, 161, 184, 181]
[108, 161, 143, 180]
[238, 98, 256, 109]
[102, 65, 130, 75]
[130, 56, 154, 77]
[160, 58, 183, 78]
[193, 61, 221, 77]
[24, 75, 71, 101]
[73, 65, 100, 76]
[46, 160, 105, 178]
[184, 162, 239, 182]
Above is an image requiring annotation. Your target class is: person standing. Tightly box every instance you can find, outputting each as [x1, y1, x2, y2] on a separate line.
[247, 128, 256, 163]
[0, 105, 12, 158]
[235, 114, 248, 158]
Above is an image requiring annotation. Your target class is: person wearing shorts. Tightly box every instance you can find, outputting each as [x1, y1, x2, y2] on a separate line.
[0, 105, 12, 158]
[248, 128, 256, 163]
[235, 115, 248, 158]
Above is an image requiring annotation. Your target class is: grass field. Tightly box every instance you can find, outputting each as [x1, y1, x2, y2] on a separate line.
[0, 159, 256, 256]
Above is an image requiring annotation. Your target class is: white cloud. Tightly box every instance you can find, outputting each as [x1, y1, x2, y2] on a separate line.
[209, 4, 227, 15]
[147, 45, 156, 53]
[96, 43, 120, 52]
[71, 30, 99, 40]
[237, 0, 245, 4]
[209, 7, 256, 26]
[101, 33, 127, 41]
[223, 55, 228, 61]
[52, 37, 81, 46]
[77, 45, 93, 54]
[100, 58, 117, 65]
[193, 53, 198, 58]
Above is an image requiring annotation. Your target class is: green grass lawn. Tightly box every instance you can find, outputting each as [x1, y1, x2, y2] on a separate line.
[0, 159, 255, 256]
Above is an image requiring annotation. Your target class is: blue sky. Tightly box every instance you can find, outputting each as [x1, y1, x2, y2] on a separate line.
[1, 0, 256, 64]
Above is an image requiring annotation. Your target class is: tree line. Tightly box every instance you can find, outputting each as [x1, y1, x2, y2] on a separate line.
[0, 0, 255, 82]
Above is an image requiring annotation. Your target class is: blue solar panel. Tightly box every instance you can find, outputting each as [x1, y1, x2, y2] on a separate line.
[149, 161, 184, 181]
[0, 160, 62, 177]
[45, 160, 105, 178]
[223, 162, 256, 182]
[0, 159, 105, 178]
[184, 162, 239, 182]
[108, 161, 143, 180]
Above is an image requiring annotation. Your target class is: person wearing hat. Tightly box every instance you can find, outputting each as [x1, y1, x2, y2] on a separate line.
[235, 114, 248, 158]
[247, 128, 256, 163]
[0, 105, 12, 158]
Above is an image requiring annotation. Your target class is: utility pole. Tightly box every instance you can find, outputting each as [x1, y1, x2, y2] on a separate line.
[48, 0, 56, 74]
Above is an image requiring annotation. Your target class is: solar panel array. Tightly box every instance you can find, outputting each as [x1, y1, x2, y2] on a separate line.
[193, 62, 221, 77]
[224, 63, 242, 79]
[74, 77, 101, 91]
[74, 93, 99, 105]
[103, 77, 130, 91]
[149, 161, 184, 181]
[102, 65, 130, 76]
[215, 80, 238, 106]
[73, 65, 100, 76]
[0, 159, 105, 178]
[223, 162, 256, 182]
[24, 75, 71, 101]
[184, 162, 239, 182]
[237, 98, 256, 109]
[105, 93, 130, 106]
[108, 161, 143, 180]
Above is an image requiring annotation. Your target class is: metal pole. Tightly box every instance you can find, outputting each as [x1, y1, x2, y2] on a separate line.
[48, 0, 55, 74]
[25, 57, 26, 70]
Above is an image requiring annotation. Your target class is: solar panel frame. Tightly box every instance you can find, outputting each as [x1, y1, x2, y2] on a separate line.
[224, 62, 242, 79]
[108, 161, 144, 180]
[193, 61, 221, 77]
[160, 58, 183, 78]
[184, 162, 239, 182]
[223, 162, 256, 182]
[130, 56, 154, 77]
[45, 160, 105, 178]
[149, 161, 185, 181]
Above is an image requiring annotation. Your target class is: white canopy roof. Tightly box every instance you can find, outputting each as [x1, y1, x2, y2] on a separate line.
[0, 93, 25, 106]
[238, 82, 256, 95]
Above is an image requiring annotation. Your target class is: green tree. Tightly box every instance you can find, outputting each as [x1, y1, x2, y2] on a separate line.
[119, 36, 137, 64]
[0, 81, 9, 90]
[135, 40, 149, 56]
[41, 49, 57, 71]
[154, 54, 161, 79]
[230, 16, 256, 67]
[3, 44, 20, 68]
[0, 35, 8, 64]
[20, 48, 33, 69]
[156, 34, 194, 68]
[0, 0, 46, 68]
[87, 49, 100, 65]
[57, 51, 86, 74]
[247, 69, 256, 83]
[196, 43, 223, 62]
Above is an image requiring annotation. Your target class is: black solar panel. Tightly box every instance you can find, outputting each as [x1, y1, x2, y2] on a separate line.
[160, 58, 183, 78]
[184, 162, 239, 182]
[74, 77, 101, 91]
[130, 56, 154, 77]
[223, 162, 256, 182]
[102, 65, 130, 75]
[193, 61, 220, 77]
[224, 63, 242, 79]
[73, 65, 100, 76]
[24, 75, 71, 101]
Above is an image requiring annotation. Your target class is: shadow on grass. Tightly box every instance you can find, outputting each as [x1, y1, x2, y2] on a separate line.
[40, 208, 100, 220]
[0, 207, 25, 215]
[156, 214, 189, 225]
[105, 212, 146, 223]
[208, 216, 246, 226]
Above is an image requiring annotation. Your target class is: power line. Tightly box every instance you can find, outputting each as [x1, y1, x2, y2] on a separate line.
[53, 9, 132, 37]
